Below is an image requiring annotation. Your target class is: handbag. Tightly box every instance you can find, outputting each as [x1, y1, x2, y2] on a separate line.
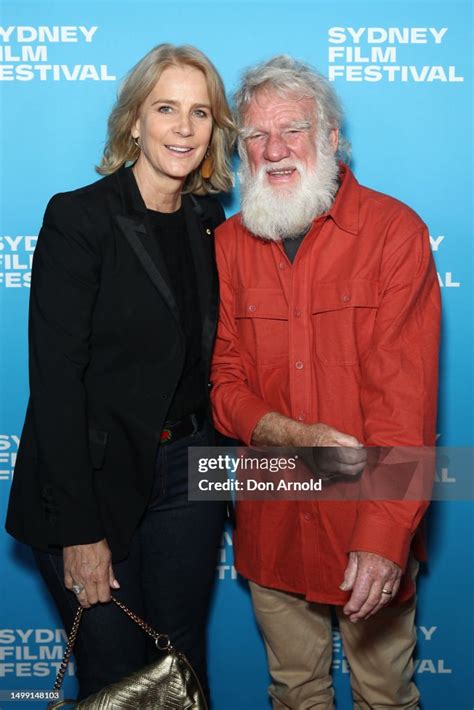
[47, 595, 208, 709]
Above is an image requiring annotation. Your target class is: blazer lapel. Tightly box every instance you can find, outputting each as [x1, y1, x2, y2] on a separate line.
[114, 167, 219, 365]
[115, 214, 181, 326]
[114, 166, 181, 327]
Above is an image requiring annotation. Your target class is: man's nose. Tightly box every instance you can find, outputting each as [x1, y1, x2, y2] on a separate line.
[263, 133, 290, 162]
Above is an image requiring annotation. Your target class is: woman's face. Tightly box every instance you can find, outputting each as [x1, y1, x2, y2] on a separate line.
[132, 65, 213, 187]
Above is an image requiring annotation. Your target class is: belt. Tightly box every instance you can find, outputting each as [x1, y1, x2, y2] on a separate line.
[160, 409, 206, 445]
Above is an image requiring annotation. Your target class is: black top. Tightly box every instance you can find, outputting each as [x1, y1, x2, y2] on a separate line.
[146, 206, 205, 421]
[283, 232, 306, 263]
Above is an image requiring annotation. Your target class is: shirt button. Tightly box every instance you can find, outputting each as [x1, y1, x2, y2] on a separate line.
[295, 361, 304, 369]
[294, 308, 301, 318]
[341, 293, 351, 303]
[205, 228, 212, 236]
[279, 261, 286, 270]
[248, 304, 257, 312]
[298, 413, 306, 421]
[303, 512, 312, 521]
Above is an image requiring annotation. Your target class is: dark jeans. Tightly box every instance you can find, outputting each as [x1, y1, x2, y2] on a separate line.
[34, 423, 226, 704]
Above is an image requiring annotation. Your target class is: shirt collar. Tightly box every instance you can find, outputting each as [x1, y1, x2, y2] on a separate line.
[325, 163, 360, 236]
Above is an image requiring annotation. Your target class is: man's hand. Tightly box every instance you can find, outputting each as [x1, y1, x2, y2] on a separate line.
[252, 413, 362, 448]
[340, 551, 402, 623]
[252, 414, 366, 478]
[300, 423, 361, 449]
[63, 539, 120, 608]
[302, 424, 367, 479]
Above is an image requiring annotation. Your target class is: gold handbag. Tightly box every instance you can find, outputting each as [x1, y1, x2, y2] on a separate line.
[48, 596, 208, 709]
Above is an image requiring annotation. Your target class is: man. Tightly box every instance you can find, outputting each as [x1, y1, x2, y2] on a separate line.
[211, 56, 440, 709]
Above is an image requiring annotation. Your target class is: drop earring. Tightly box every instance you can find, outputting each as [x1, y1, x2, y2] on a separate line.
[201, 149, 214, 179]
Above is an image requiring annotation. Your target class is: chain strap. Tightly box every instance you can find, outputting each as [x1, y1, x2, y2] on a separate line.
[110, 596, 172, 650]
[50, 596, 172, 700]
[51, 605, 83, 696]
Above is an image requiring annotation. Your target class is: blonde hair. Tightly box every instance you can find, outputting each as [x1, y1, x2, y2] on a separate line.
[97, 44, 235, 195]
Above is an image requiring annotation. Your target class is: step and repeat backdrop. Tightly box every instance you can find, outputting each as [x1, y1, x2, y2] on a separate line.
[0, 1, 472, 708]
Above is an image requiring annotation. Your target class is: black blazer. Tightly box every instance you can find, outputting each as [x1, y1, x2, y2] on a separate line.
[6, 165, 225, 561]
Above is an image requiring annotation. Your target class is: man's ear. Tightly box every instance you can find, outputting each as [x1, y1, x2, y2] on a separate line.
[329, 128, 339, 154]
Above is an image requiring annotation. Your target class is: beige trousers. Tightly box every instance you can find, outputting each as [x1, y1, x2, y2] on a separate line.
[249, 581, 420, 710]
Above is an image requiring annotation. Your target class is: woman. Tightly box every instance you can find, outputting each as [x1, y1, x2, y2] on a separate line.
[6, 43, 234, 702]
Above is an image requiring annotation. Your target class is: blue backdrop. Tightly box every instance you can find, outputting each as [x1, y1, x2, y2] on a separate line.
[0, 1, 472, 708]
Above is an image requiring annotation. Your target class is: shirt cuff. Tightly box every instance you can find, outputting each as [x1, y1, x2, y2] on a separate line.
[349, 513, 413, 570]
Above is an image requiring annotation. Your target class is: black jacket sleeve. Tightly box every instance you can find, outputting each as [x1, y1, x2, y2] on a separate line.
[28, 192, 105, 545]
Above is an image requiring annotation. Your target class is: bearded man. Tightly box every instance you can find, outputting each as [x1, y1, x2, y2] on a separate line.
[210, 56, 440, 709]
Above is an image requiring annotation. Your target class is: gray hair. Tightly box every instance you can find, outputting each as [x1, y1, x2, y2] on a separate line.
[233, 55, 350, 161]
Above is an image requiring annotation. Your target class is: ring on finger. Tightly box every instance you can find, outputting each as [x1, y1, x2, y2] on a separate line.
[381, 588, 392, 596]
[72, 583, 85, 595]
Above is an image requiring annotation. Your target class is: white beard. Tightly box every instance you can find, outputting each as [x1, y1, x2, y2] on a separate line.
[239, 140, 340, 241]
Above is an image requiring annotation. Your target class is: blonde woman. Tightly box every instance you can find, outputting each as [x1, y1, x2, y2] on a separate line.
[7, 44, 234, 702]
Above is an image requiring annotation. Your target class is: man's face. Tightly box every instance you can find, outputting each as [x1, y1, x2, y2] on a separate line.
[238, 86, 340, 241]
[242, 88, 335, 190]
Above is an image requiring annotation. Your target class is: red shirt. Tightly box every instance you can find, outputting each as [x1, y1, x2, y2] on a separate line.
[211, 165, 440, 604]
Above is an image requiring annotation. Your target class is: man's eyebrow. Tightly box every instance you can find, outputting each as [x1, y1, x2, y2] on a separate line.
[239, 126, 266, 139]
[285, 119, 312, 131]
[239, 119, 312, 139]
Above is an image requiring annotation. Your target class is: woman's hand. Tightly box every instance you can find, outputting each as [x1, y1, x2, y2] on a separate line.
[63, 539, 120, 608]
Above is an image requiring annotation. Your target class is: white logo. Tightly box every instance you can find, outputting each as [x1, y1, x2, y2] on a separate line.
[216, 530, 237, 581]
[0, 236, 36, 288]
[0, 628, 75, 678]
[414, 626, 452, 674]
[332, 624, 452, 675]
[0, 26, 116, 82]
[429, 235, 462, 288]
[0, 435, 19, 482]
[327, 27, 464, 83]
[331, 629, 350, 673]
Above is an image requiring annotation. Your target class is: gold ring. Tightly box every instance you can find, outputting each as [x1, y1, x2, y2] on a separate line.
[381, 588, 392, 595]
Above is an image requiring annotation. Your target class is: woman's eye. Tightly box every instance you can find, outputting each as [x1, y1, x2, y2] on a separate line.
[193, 109, 208, 118]
[158, 105, 173, 114]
